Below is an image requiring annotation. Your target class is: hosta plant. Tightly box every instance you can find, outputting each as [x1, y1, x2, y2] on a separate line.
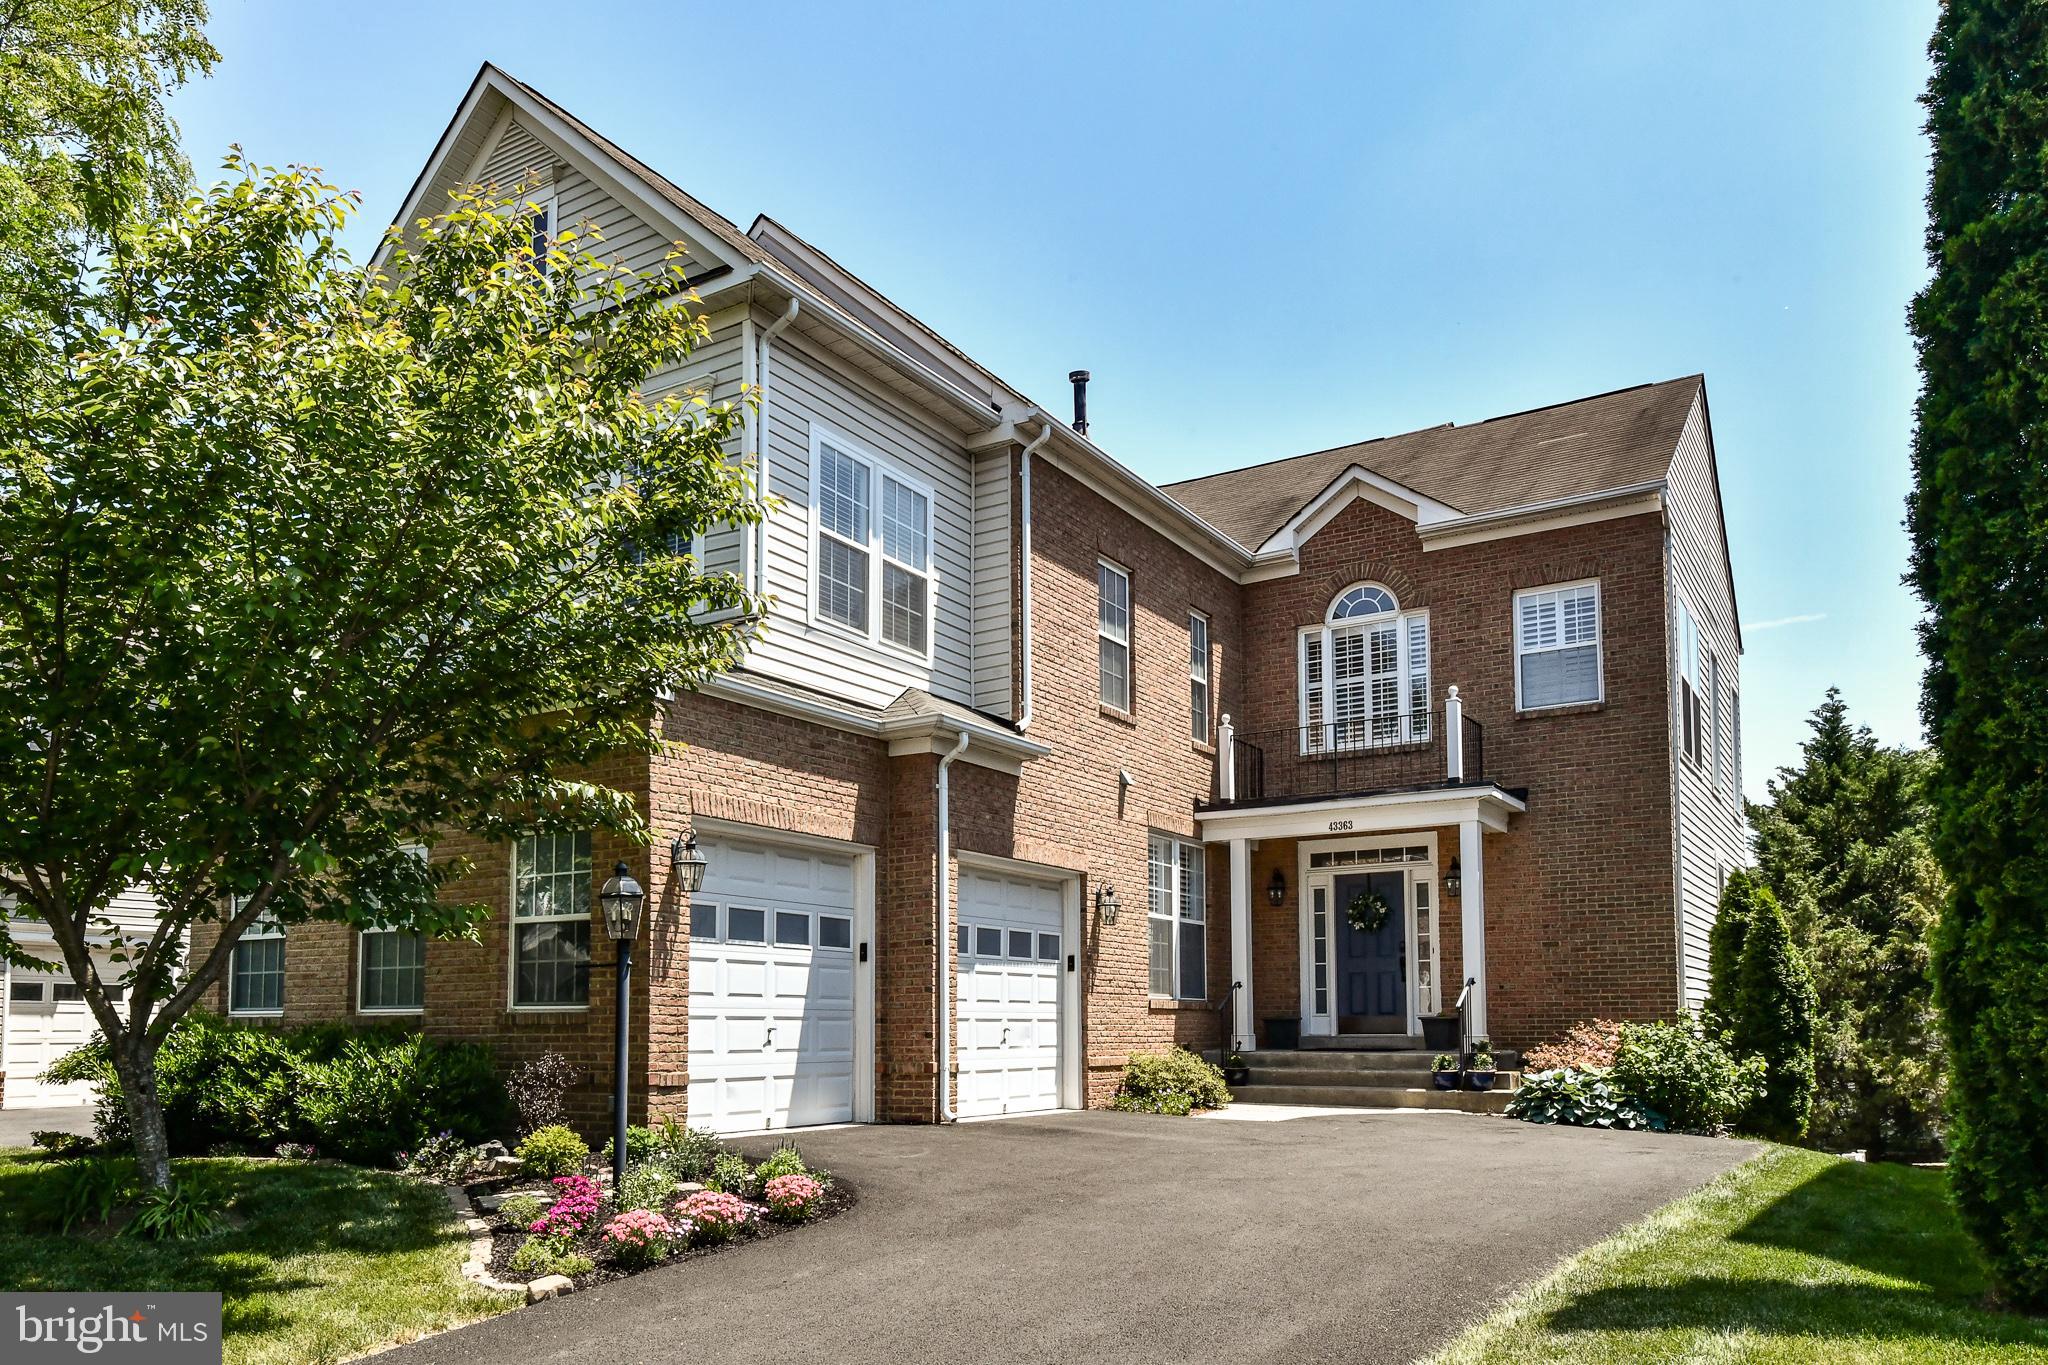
[1505, 1067, 1666, 1131]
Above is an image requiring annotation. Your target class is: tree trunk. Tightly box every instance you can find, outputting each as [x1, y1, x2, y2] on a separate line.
[111, 1036, 174, 1190]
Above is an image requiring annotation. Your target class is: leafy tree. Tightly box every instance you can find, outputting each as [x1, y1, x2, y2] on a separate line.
[1747, 689, 1945, 1157]
[0, 1, 216, 385]
[0, 158, 761, 1187]
[1731, 885, 1818, 1142]
[1908, 0, 2048, 1308]
[1703, 868, 1757, 1031]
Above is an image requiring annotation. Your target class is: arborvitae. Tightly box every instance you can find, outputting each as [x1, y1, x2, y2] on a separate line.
[1908, 0, 2048, 1308]
[1732, 887, 1818, 1142]
[1703, 870, 1757, 1032]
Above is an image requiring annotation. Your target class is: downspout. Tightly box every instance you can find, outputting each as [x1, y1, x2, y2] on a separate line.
[1015, 415, 1054, 733]
[1666, 523, 1688, 1014]
[753, 298, 800, 593]
[935, 728, 972, 1121]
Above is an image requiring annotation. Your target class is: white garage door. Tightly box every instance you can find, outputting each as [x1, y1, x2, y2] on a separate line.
[687, 836, 858, 1134]
[5, 952, 104, 1106]
[955, 870, 1064, 1118]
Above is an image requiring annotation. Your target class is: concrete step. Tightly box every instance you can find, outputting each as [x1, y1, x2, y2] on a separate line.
[1249, 1050, 1438, 1072]
[1243, 1064, 1451, 1088]
[1298, 1035, 1431, 1052]
[1230, 1082, 1514, 1114]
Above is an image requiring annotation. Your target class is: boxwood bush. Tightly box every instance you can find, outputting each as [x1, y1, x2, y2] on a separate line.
[1110, 1047, 1231, 1115]
[50, 1012, 509, 1165]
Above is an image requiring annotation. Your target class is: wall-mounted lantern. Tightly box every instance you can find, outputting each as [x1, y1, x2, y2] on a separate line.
[1095, 884, 1122, 925]
[669, 831, 708, 894]
[1445, 858, 1462, 899]
[1267, 867, 1287, 906]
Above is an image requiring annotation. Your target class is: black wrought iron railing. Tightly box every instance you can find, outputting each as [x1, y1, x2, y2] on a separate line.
[1223, 708, 1485, 804]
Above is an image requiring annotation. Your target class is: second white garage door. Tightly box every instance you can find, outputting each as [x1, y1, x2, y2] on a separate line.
[688, 836, 859, 1134]
[955, 869, 1065, 1118]
[5, 951, 104, 1106]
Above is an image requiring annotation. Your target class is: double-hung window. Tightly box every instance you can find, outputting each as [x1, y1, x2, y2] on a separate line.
[1515, 581, 1603, 710]
[229, 908, 285, 1017]
[1188, 610, 1211, 743]
[1099, 560, 1132, 712]
[358, 845, 428, 1014]
[1298, 584, 1429, 750]
[811, 429, 934, 657]
[512, 831, 592, 1009]
[1147, 834, 1207, 1000]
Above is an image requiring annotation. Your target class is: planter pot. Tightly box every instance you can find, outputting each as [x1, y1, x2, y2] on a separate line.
[1466, 1069, 1497, 1093]
[1421, 1014, 1460, 1051]
[1431, 1070, 1461, 1091]
[1223, 1066, 1250, 1087]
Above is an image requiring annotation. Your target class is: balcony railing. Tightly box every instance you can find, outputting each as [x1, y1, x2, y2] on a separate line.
[1215, 688, 1486, 806]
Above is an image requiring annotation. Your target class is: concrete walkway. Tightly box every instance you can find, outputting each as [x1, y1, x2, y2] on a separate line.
[385, 1109, 1756, 1365]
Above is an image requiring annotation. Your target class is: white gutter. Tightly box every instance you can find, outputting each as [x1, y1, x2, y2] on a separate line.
[934, 728, 972, 1121]
[1016, 415, 1054, 733]
[753, 298, 800, 593]
[1415, 478, 1669, 541]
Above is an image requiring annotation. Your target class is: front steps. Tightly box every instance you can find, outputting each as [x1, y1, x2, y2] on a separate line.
[1231, 1042, 1519, 1115]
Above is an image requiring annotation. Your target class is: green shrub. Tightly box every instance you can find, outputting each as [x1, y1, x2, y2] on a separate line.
[497, 1193, 547, 1227]
[123, 1177, 226, 1241]
[515, 1125, 588, 1179]
[613, 1163, 677, 1214]
[704, 1150, 752, 1194]
[1732, 888, 1819, 1141]
[1113, 1048, 1230, 1115]
[1506, 1067, 1665, 1130]
[1611, 1019, 1763, 1134]
[600, 1125, 660, 1167]
[1705, 870, 1760, 1030]
[52, 1157, 133, 1233]
[50, 1013, 510, 1166]
[650, 1118, 725, 1181]
[509, 1235, 590, 1278]
[748, 1141, 813, 1197]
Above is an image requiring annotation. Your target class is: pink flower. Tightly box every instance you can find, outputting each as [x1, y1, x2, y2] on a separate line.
[529, 1174, 604, 1238]
[764, 1174, 824, 1220]
[675, 1189, 756, 1242]
[600, 1209, 674, 1250]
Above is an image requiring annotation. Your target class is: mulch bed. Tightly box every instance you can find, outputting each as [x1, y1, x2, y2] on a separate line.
[477, 1176, 857, 1291]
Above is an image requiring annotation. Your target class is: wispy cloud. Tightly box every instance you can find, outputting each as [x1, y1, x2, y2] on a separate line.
[1743, 612, 1827, 632]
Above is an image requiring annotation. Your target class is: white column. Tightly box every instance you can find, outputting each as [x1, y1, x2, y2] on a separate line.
[1229, 837, 1255, 1052]
[1459, 817, 1488, 1042]
[1444, 687, 1464, 781]
[1218, 713, 1236, 800]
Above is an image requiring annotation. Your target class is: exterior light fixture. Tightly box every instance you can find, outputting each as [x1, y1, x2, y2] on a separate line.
[1095, 884, 1122, 925]
[598, 860, 647, 1192]
[669, 831, 708, 895]
[1267, 867, 1287, 906]
[1445, 858, 1462, 899]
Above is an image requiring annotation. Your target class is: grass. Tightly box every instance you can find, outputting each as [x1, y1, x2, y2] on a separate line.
[0, 1150, 517, 1365]
[1431, 1145, 2048, 1364]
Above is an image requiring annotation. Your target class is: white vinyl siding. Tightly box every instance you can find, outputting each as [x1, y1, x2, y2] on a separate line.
[970, 453, 1013, 714]
[1099, 560, 1132, 713]
[1189, 611, 1211, 744]
[229, 914, 284, 1017]
[1516, 581, 1603, 710]
[1147, 835, 1206, 1000]
[512, 831, 592, 1009]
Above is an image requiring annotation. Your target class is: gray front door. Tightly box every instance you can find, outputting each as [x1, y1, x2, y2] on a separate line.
[1335, 871, 1406, 1033]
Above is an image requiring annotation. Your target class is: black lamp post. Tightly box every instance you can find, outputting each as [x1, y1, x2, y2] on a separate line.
[599, 860, 646, 1192]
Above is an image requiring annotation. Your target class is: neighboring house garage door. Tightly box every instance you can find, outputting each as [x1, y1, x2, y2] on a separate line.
[688, 836, 858, 1134]
[955, 869, 1064, 1118]
[5, 951, 102, 1106]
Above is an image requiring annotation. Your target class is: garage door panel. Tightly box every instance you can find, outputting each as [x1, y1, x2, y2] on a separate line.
[955, 872, 1065, 1119]
[5, 951, 108, 1106]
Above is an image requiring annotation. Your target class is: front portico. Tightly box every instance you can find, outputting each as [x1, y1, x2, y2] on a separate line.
[1200, 693, 1526, 1054]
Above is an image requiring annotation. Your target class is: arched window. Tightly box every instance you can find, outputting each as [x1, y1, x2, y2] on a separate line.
[1328, 583, 1397, 621]
[1300, 585, 1429, 751]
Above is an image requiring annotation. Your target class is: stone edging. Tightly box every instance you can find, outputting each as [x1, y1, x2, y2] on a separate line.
[446, 1183, 574, 1304]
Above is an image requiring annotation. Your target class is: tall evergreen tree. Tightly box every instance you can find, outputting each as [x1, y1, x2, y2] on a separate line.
[1703, 868, 1756, 1032]
[1732, 887, 1818, 1142]
[1747, 690, 1945, 1156]
[1908, 0, 2048, 1308]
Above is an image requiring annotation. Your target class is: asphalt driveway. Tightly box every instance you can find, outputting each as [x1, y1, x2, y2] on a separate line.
[386, 1110, 1756, 1365]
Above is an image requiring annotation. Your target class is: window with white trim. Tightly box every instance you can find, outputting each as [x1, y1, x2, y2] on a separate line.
[1515, 580, 1602, 710]
[1188, 610, 1210, 743]
[1298, 583, 1429, 749]
[1677, 599, 1705, 766]
[229, 909, 284, 1016]
[1147, 834, 1206, 999]
[512, 831, 591, 1008]
[358, 844, 428, 1014]
[1099, 560, 1131, 712]
[811, 430, 933, 657]
[1709, 649, 1725, 792]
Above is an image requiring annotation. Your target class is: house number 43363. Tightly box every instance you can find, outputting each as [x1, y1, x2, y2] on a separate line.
[1327, 819, 1354, 832]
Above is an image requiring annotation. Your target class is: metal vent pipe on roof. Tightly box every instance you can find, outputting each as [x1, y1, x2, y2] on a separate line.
[1068, 369, 1091, 436]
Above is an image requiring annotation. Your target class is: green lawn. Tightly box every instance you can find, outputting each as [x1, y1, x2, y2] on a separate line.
[0, 1151, 517, 1365]
[1431, 1145, 2048, 1364]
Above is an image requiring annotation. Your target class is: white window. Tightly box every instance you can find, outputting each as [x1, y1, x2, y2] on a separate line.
[1147, 834, 1206, 1000]
[1099, 560, 1132, 712]
[809, 428, 934, 658]
[521, 194, 555, 276]
[1298, 584, 1429, 749]
[1188, 610, 1211, 744]
[512, 831, 591, 1009]
[360, 928, 425, 1013]
[1515, 581, 1603, 710]
[229, 911, 285, 1017]
[1677, 599, 1705, 766]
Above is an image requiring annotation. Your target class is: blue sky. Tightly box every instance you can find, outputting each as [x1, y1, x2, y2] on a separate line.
[168, 1, 1938, 801]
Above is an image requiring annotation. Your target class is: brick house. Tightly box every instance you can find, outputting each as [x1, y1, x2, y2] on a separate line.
[185, 64, 1746, 1134]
